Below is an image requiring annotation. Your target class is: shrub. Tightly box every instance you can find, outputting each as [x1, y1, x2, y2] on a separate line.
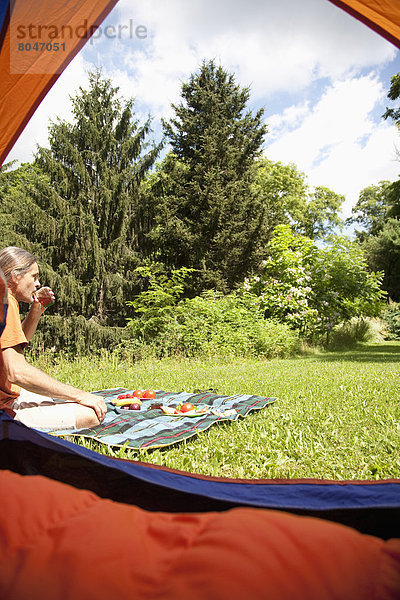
[381, 302, 400, 339]
[326, 317, 385, 350]
[244, 225, 385, 338]
[124, 289, 299, 360]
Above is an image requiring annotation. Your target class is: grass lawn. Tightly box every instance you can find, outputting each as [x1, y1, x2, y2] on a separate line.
[33, 341, 400, 480]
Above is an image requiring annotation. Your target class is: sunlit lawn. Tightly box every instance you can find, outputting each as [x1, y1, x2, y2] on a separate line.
[33, 342, 400, 480]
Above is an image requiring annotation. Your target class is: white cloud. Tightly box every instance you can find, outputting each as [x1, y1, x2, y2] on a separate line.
[267, 103, 311, 141]
[113, 0, 396, 111]
[264, 76, 400, 217]
[6, 0, 400, 217]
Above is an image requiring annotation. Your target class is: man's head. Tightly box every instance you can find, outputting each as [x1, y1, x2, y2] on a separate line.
[0, 247, 40, 303]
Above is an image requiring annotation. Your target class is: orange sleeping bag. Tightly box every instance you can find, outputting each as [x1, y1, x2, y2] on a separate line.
[0, 470, 399, 600]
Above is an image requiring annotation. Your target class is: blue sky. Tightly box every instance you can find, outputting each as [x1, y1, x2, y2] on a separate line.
[8, 0, 400, 219]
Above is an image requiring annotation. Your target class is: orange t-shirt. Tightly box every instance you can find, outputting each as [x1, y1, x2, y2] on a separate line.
[0, 292, 27, 408]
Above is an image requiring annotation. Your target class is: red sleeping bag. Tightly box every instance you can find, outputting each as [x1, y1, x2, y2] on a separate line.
[0, 469, 399, 600]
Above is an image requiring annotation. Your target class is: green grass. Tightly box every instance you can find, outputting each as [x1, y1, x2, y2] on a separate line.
[32, 342, 400, 480]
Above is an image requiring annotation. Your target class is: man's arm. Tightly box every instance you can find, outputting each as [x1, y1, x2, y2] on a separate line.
[21, 302, 44, 341]
[2, 346, 107, 422]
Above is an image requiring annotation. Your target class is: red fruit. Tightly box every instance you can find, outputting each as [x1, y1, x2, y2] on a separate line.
[129, 403, 141, 411]
[143, 390, 156, 399]
[180, 402, 194, 413]
[117, 394, 126, 399]
[121, 405, 130, 409]
[132, 390, 144, 399]
[40, 297, 54, 307]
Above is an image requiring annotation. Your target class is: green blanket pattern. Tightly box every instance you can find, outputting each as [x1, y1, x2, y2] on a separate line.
[52, 389, 276, 449]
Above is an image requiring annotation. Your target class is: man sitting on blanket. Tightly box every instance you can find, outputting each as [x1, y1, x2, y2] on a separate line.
[0, 246, 106, 431]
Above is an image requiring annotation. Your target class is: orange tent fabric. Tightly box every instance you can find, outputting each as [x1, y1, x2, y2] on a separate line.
[328, 0, 400, 49]
[1, 469, 399, 600]
[0, 0, 118, 165]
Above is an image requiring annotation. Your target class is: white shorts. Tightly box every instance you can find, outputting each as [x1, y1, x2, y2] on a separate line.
[12, 388, 77, 431]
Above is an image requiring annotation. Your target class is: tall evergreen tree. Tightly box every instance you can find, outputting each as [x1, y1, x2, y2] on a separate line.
[25, 70, 160, 325]
[150, 60, 267, 292]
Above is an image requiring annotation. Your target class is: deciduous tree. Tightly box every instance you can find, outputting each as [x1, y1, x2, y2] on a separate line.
[348, 181, 393, 240]
[363, 218, 400, 301]
[244, 225, 384, 337]
[253, 159, 344, 240]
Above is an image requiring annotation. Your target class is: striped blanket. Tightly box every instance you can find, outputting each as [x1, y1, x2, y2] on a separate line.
[52, 389, 276, 449]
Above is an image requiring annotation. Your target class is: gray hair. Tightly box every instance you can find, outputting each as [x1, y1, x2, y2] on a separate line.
[0, 246, 37, 281]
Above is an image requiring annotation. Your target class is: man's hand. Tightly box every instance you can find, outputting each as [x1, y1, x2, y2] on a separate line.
[3, 346, 108, 423]
[33, 286, 55, 309]
[23, 287, 55, 339]
[76, 392, 107, 423]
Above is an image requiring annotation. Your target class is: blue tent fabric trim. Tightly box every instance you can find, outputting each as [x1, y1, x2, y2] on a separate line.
[0, 0, 9, 51]
[0, 303, 7, 337]
[1, 411, 399, 538]
[0, 1, 7, 32]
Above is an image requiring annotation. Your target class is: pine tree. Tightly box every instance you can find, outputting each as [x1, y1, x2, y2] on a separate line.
[27, 70, 160, 325]
[151, 60, 267, 293]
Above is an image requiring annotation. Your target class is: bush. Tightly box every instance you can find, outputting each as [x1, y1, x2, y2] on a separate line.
[123, 290, 299, 360]
[244, 225, 385, 338]
[381, 302, 400, 339]
[326, 317, 385, 350]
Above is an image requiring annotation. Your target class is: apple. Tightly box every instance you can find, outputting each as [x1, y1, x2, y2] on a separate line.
[35, 287, 55, 307]
[132, 390, 144, 399]
[129, 402, 141, 410]
[40, 297, 54, 307]
[143, 390, 156, 399]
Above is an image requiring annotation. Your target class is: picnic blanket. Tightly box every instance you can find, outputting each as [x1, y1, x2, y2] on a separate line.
[52, 389, 276, 449]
